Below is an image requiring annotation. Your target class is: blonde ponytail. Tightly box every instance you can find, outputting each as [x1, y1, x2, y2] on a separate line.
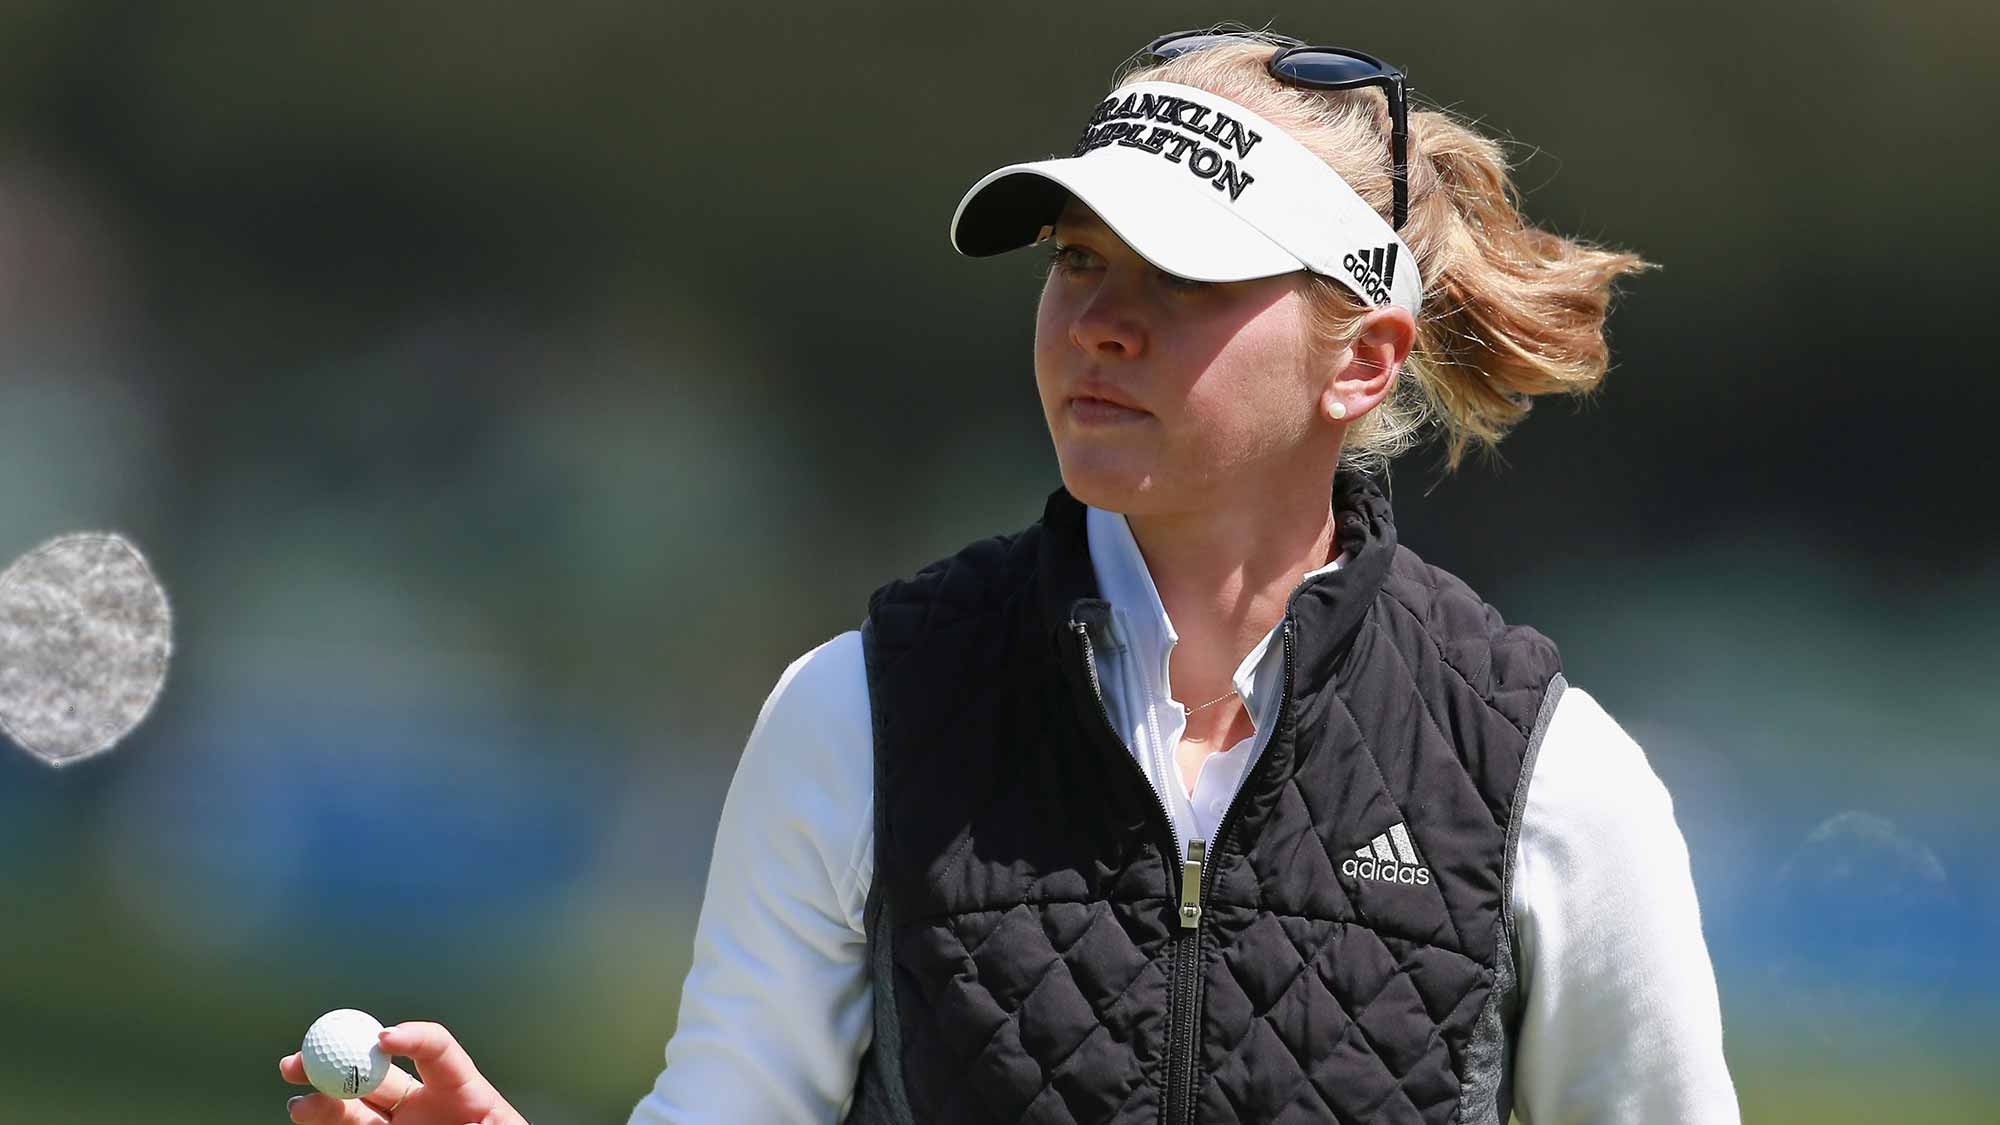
[1388, 111, 1657, 472]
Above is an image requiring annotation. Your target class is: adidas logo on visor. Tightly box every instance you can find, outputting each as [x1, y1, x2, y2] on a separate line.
[1341, 821, 1431, 886]
[1343, 243, 1399, 306]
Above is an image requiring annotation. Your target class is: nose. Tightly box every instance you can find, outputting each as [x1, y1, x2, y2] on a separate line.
[1068, 277, 1147, 359]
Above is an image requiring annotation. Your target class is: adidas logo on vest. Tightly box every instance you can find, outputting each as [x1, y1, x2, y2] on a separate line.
[1342, 243, 1399, 306]
[1342, 821, 1431, 886]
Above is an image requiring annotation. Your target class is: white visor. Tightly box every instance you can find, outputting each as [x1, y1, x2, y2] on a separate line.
[951, 80, 1422, 316]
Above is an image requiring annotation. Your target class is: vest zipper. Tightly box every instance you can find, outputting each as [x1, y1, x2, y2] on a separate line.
[1069, 620, 1205, 1122]
[1076, 617, 1244, 1125]
[1169, 838, 1206, 1124]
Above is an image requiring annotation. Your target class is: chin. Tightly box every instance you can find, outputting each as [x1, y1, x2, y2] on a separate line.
[1055, 454, 1162, 514]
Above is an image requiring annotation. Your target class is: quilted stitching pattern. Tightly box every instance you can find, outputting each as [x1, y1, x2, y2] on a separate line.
[898, 900, 1168, 1124]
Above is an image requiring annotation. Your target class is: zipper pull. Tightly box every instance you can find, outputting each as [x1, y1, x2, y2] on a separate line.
[1178, 838, 1206, 929]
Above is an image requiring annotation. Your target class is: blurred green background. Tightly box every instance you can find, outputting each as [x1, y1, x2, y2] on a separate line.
[1, 2, 1993, 1122]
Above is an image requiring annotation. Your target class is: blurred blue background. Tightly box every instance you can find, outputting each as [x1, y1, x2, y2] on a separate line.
[1, 2, 1994, 1122]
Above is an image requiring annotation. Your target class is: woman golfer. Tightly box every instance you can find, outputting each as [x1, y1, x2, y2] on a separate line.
[282, 26, 1738, 1125]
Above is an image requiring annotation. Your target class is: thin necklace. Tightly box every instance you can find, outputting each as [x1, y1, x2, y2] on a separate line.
[1181, 688, 1239, 716]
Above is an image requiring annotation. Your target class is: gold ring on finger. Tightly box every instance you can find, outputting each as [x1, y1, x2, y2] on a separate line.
[387, 1073, 417, 1115]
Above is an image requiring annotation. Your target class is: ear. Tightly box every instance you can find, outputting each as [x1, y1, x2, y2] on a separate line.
[1322, 306, 1416, 425]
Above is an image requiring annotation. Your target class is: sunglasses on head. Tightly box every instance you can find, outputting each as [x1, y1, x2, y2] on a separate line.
[1141, 29, 1410, 231]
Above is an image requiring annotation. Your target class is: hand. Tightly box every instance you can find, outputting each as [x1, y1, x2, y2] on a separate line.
[280, 1021, 528, 1125]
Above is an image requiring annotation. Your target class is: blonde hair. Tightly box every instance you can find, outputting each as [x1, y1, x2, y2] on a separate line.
[1115, 32, 1657, 474]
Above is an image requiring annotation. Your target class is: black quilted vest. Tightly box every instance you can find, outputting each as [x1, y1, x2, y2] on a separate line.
[844, 470, 1566, 1125]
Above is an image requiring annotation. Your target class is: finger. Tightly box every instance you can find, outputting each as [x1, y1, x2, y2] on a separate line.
[357, 1064, 420, 1114]
[286, 1091, 389, 1124]
[280, 1052, 308, 1085]
[379, 1021, 484, 1092]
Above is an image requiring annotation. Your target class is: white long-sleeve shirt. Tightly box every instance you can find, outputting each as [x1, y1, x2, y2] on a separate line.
[631, 506, 1740, 1124]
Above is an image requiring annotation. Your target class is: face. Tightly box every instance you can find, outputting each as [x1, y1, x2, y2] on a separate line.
[1034, 198, 1326, 516]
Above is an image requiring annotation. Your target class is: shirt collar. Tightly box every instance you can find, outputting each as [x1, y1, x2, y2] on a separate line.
[1085, 504, 1346, 727]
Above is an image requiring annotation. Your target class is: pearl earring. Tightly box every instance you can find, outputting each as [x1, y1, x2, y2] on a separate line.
[1328, 400, 1347, 420]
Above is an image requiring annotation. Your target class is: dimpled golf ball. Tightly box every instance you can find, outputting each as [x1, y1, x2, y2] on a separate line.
[300, 1008, 391, 1099]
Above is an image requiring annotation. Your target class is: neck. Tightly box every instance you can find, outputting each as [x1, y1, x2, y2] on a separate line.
[1123, 477, 1338, 705]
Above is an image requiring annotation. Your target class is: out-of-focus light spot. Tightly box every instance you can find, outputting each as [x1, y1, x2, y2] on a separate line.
[0, 532, 173, 767]
[1760, 810, 1969, 1050]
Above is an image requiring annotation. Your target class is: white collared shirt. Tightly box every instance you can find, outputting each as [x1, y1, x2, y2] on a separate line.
[629, 506, 1742, 1124]
[1083, 504, 1343, 855]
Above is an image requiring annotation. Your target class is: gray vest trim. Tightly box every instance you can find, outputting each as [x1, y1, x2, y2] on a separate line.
[841, 617, 915, 1125]
[1456, 671, 1567, 1125]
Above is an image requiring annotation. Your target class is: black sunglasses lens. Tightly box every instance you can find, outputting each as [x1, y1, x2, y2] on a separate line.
[1274, 50, 1394, 85]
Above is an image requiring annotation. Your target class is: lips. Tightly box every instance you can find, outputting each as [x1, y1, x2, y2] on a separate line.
[1068, 383, 1147, 414]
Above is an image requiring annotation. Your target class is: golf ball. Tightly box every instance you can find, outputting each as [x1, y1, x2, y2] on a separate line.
[300, 1008, 390, 1099]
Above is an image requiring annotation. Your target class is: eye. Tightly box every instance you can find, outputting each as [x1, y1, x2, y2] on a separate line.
[1044, 241, 1098, 278]
[1042, 240, 1211, 295]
